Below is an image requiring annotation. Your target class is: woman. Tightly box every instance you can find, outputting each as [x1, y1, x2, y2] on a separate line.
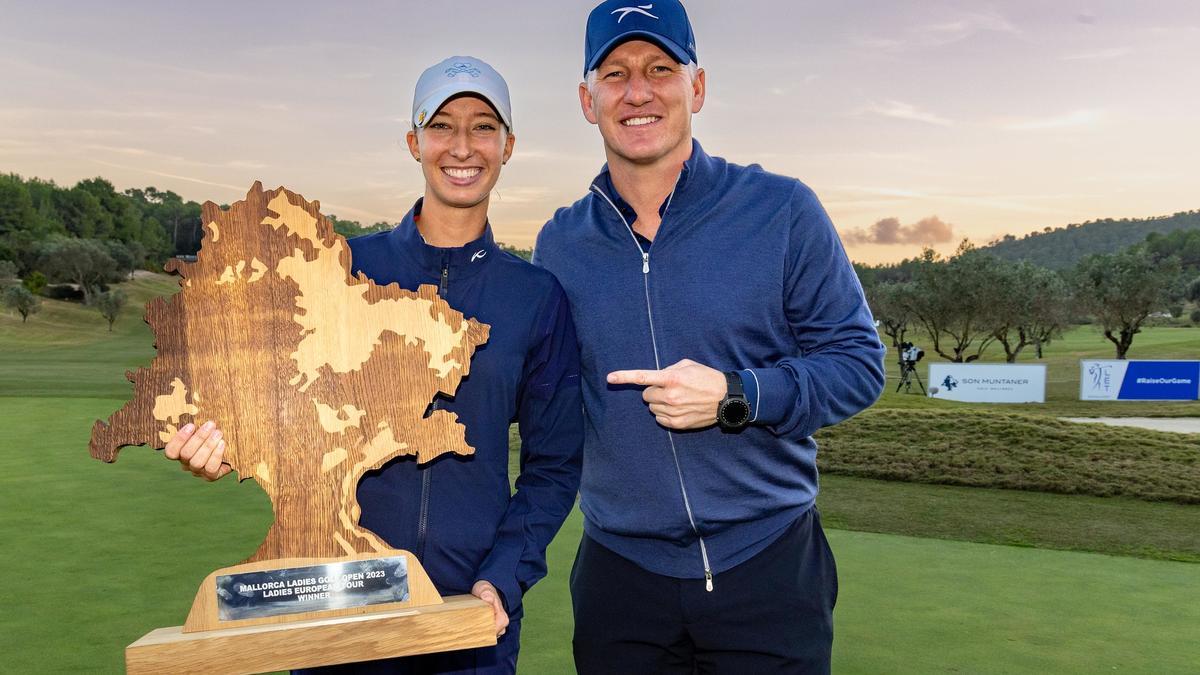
[165, 56, 583, 674]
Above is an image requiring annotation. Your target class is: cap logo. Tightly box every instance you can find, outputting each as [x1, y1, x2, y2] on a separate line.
[445, 62, 481, 78]
[417, 109, 427, 125]
[611, 4, 657, 22]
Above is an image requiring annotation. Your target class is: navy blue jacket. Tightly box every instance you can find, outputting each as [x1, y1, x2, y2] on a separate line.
[348, 199, 583, 617]
[534, 141, 884, 583]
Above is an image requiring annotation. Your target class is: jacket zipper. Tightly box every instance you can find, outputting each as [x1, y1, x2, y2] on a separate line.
[590, 181, 714, 592]
[417, 259, 450, 560]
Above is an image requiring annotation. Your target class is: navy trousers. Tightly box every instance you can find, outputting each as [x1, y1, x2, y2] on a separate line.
[571, 509, 838, 674]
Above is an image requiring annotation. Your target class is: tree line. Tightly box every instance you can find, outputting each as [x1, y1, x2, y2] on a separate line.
[982, 209, 1200, 271]
[0, 173, 210, 303]
[859, 230, 1200, 362]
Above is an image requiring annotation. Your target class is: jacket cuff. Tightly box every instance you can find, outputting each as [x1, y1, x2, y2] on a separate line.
[474, 568, 518, 614]
[744, 367, 800, 426]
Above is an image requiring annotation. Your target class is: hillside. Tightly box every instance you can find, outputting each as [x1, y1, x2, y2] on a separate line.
[983, 210, 1200, 269]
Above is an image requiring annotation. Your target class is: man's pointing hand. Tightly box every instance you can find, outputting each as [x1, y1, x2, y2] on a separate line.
[607, 359, 727, 430]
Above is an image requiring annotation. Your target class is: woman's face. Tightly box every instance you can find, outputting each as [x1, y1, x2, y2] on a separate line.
[406, 95, 515, 213]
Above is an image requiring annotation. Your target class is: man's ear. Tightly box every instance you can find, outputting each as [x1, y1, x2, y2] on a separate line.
[579, 82, 599, 125]
[691, 68, 706, 114]
[406, 129, 421, 161]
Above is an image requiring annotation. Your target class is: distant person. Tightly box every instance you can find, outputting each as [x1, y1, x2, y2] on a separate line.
[533, 1, 885, 672]
[166, 56, 583, 675]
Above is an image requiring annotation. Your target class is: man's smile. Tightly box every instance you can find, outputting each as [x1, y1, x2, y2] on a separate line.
[621, 115, 662, 127]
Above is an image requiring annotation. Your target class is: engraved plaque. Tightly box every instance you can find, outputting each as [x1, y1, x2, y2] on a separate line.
[216, 556, 410, 621]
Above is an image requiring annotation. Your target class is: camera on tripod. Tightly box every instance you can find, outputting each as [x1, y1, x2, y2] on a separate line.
[900, 342, 924, 367]
[896, 341, 926, 394]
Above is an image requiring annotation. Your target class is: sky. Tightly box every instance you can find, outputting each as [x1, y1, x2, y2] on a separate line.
[1, 0, 1198, 264]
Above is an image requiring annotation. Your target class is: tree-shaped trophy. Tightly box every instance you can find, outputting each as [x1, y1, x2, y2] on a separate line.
[89, 183, 495, 673]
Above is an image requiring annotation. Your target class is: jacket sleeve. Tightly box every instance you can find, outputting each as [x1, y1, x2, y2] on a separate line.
[743, 184, 885, 440]
[474, 280, 583, 612]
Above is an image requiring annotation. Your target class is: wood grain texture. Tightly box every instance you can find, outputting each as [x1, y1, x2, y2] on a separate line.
[88, 183, 491, 562]
[127, 594, 496, 675]
[182, 549, 443, 633]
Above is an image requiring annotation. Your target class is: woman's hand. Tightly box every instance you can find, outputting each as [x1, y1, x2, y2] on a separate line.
[163, 420, 232, 481]
[471, 580, 510, 638]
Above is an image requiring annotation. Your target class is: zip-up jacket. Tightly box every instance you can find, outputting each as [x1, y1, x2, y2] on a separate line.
[348, 199, 583, 617]
[533, 140, 884, 584]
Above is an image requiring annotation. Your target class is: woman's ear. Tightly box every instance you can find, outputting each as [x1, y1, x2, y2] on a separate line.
[406, 129, 421, 161]
[502, 131, 515, 165]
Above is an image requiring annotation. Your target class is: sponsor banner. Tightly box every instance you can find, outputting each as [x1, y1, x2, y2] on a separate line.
[928, 363, 1046, 403]
[1080, 360, 1200, 401]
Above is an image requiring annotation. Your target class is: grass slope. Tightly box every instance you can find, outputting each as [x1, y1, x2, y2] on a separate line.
[0, 275, 177, 398]
[818, 410, 1200, 503]
[818, 475, 1200, 563]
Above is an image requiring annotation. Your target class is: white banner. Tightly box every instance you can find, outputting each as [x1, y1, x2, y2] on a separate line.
[928, 363, 1047, 403]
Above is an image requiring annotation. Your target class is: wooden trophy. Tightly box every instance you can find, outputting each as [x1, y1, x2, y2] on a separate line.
[89, 183, 495, 674]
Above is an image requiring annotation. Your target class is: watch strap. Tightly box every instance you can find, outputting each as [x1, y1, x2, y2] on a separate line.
[724, 370, 745, 398]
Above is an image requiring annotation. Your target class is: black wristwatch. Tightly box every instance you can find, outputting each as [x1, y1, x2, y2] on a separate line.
[717, 371, 751, 431]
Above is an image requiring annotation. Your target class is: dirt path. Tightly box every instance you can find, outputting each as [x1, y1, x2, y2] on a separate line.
[1060, 417, 1200, 435]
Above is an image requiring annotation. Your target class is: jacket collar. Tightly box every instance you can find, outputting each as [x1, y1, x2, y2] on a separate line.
[588, 138, 714, 228]
[387, 198, 498, 280]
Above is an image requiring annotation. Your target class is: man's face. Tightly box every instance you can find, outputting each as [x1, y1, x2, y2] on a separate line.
[406, 95, 515, 212]
[579, 40, 705, 167]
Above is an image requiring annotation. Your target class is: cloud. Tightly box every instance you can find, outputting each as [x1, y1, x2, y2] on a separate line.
[856, 10, 1019, 51]
[226, 160, 268, 170]
[91, 160, 247, 193]
[862, 100, 954, 126]
[842, 216, 955, 246]
[1076, 12, 1098, 25]
[1063, 47, 1132, 61]
[1002, 109, 1103, 131]
[919, 12, 1019, 44]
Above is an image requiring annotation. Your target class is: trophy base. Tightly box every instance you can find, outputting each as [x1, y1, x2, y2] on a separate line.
[126, 593, 496, 674]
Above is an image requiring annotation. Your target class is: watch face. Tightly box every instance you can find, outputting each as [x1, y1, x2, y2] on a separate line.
[721, 399, 751, 427]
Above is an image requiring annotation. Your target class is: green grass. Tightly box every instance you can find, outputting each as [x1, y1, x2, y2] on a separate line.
[0, 397, 272, 673]
[817, 475, 1200, 563]
[3, 399, 1198, 673]
[817, 409, 1200, 503]
[826, 530, 1200, 674]
[4, 274, 1200, 672]
[0, 275, 178, 398]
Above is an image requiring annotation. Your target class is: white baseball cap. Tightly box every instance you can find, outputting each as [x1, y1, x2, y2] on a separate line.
[411, 56, 513, 132]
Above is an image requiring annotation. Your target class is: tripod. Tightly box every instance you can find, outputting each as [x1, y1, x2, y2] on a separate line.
[896, 360, 926, 394]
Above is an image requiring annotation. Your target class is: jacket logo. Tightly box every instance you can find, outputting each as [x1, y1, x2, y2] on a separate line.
[471, 250, 487, 263]
[445, 62, 481, 78]
[611, 4, 657, 22]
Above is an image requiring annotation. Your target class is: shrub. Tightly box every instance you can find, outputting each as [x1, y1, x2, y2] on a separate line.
[23, 270, 47, 295]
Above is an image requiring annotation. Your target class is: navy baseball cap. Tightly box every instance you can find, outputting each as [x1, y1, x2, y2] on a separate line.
[584, 0, 698, 76]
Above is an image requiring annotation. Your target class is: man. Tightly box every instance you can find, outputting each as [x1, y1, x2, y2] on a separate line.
[533, 1, 886, 672]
